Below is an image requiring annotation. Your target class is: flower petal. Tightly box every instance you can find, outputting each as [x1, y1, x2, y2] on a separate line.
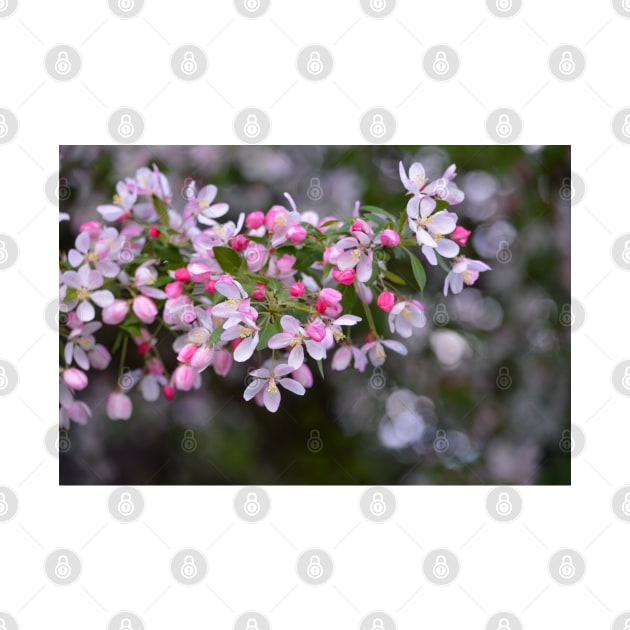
[278, 377, 306, 396]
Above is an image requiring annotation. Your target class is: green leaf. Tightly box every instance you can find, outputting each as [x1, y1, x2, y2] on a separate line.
[360, 205, 396, 221]
[382, 268, 407, 286]
[111, 331, 124, 355]
[208, 325, 225, 345]
[213, 246, 243, 275]
[341, 283, 357, 313]
[316, 358, 325, 380]
[152, 195, 170, 226]
[257, 319, 281, 351]
[409, 253, 427, 294]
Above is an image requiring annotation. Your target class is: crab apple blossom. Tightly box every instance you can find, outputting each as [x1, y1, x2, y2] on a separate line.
[388, 300, 427, 338]
[59, 158, 491, 424]
[107, 391, 133, 421]
[243, 363, 306, 413]
[443, 257, 492, 296]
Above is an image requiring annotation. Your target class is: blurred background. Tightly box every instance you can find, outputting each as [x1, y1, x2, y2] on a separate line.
[59, 145, 570, 485]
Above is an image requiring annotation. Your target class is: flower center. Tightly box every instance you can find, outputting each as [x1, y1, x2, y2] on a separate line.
[87, 252, 99, 262]
[267, 378, 278, 394]
[289, 334, 303, 348]
[402, 307, 412, 320]
[239, 326, 252, 339]
[375, 345, 386, 361]
[351, 248, 362, 262]
[113, 194, 122, 205]
[77, 287, 90, 301]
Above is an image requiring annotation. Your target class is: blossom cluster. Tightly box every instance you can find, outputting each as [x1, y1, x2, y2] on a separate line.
[58, 160, 490, 424]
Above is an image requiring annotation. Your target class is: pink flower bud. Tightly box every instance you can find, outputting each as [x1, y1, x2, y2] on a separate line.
[380, 229, 400, 247]
[351, 220, 370, 233]
[245, 211, 265, 230]
[107, 391, 132, 421]
[79, 221, 101, 235]
[305, 320, 326, 342]
[165, 281, 184, 298]
[173, 365, 195, 391]
[177, 343, 197, 363]
[290, 282, 305, 297]
[133, 296, 158, 324]
[63, 367, 88, 391]
[205, 279, 217, 293]
[332, 268, 355, 285]
[147, 357, 164, 376]
[293, 364, 314, 388]
[88, 344, 111, 370]
[187, 263, 212, 282]
[190, 346, 214, 371]
[174, 268, 191, 282]
[252, 283, 266, 300]
[232, 234, 250, 252]
[162, 384, 176, 400]
[213, 349, 232, 376]
[149, 225, 160, 238]
[451, 226, 471, 247]
[102, 299, 130, 325]
[377, 291, 395, 313]
[319, 287, 342, 304]
[287, 224, 307, 243]
[265, 205, 288, 231]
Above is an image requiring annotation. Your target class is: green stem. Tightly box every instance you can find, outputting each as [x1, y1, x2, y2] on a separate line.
[356, 281, 377, 333]
[118, 335, 128, 385]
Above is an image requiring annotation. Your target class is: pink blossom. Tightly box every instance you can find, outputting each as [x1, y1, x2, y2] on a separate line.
[163, 384, 176, 400]
[68, 227, 120, 278]
[268, 315, 326, 369]
[246, 211, 265, 230]
[335, 233, 374, 283]
[292, 363, 314, 388]
[64, 321, 101, 369]
[451, 226, 471, 247]
[361, 338, 408, 367]
[252, 283, 266, 300]
[187, 263, 212, 282]
[102, 299, 130, 325]
[173, 365, 196, 391]
[290, 282, 305, 297]
[63, 367, 88, 391]
[443, 257, 491, 296]
[107, 391, 133, 421]
[232, 234, 250, 252]
[287, 224, 307, 243]
[88, 344, 111, 370]
[332, 268, 355, 285]
[243, 242, 268, 272]
[213, 349, 232, 376]
[377, 291, 395, 313]
[243, 363, 305, 413]
[275, 254, 296, 276]
[305, 320, 326, 342]
[133, 295, 158, 324]
[388, 300, 426, 338]
[63, 264, 114, 322]
[220, 315, 260, 362]
[165, 281, 184, 298]
[331, 344, 367, 372]
[190, 346, 214, 372]
[379, 229, 400, 247]
[174, 268, 191, 282]
[135, 261, 168, 299]
[59, 384, 91, 428]
[184, 184, 229, 224]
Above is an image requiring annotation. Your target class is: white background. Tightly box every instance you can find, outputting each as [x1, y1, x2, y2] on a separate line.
[0, 0, 629, 628]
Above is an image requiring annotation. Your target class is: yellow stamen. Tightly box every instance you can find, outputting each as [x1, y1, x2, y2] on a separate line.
[239, 326, 252, 339]
[77, 288, 90, 301]
[267, 379, 278, 394]
[402, 307, 412, 320]
[87, 252, 99, 262]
